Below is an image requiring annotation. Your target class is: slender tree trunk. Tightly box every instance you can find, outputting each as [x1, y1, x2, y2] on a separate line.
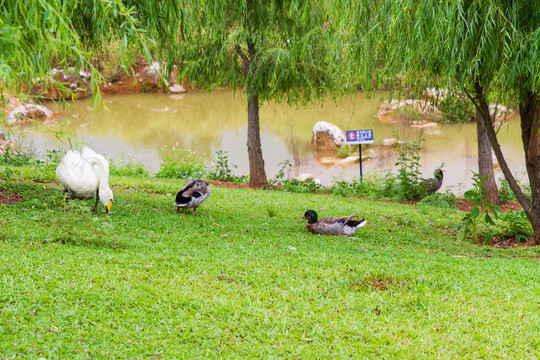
[246, 92, 267, 187]
[474, 81, 540, 245]
[241, 37, 267, 188]
[519, 91, 540, 245]
[476, 105, 499, 204]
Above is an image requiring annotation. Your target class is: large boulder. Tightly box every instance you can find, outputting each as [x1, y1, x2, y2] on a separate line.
[310, 121, 346, 150]
[6, 103, 54, 125]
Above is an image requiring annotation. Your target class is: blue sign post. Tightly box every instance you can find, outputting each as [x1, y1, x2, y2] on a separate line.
[345, 130, 374, 183]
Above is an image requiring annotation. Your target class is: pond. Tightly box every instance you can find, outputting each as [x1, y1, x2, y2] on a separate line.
[15, 90, 527, 193]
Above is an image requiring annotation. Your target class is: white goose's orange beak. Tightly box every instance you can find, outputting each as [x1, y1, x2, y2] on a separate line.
[105, 201, 113, 214]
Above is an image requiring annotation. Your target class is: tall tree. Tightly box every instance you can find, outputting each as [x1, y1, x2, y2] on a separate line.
[343, 0, 540, 243]
[151, 0, 339, 187]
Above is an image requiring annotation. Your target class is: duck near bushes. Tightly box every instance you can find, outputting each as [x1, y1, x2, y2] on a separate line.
[418, 168, 444, 196]
[301, 210, 367, 236]
[174, 179, 211, 214]
[56, 147, 113, 213]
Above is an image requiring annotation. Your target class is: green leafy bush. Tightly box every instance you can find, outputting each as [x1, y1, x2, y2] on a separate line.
[438, 94, 475, 123]
[336, 144, 359, 158]
[418, 192, 457, 208]
[281, 178, 323, 193]
[268, 160, 292, 188]
[496, 210, 533, 242]
[388, 131, 424, 201]
[207, 150, 248, 183]
[155, 148, 207, 179]
[456, 173, 502, 244]
[330, 174, 387, 200]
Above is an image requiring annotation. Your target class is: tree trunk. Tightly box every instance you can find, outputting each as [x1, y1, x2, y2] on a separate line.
[246, 92, 268, 187]
[474, 81, 540, 245]
[476, 106, 499, 204]
[241, 37, 267, 188]
[519, 91, 540, 245]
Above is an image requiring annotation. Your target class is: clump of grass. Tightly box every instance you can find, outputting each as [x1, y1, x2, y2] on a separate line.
[350, 274, 409, 292]
[265, 203, 278, 217]
[110, 159, 149, 177]
[336, 144, 359, 158]
[0, 144, 35, 166]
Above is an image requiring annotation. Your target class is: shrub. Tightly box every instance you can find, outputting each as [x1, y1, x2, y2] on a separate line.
[207, 150, 248, 183]
[456, 173, 502, 244]
[336, 145, 359, 159]
[496, 210, 533, 242]
[417, 192, 457, 208]
[155, 148, 207, 179]
[438, 94, 475, 123]
[389, 131, 424, 201]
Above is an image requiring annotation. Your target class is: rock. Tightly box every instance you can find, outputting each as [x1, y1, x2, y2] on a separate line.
[424, 88, 450, 99]
[6, 103, 54, 125]
[382, 138, 397, 147]
[410, 121, 438, 128]
[338, 155, 360, 165]
[490, 104, 513, 121]
[310, 121, 346, 150]
[294, 173, 313, 182]
[319, 157, 336, 165]
[378, 99, 441, 125]
[169, 84, 186, 94]
[146, 61, 162, 81]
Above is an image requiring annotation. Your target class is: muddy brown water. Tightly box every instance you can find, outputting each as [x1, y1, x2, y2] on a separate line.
[14, 90, 526, 193]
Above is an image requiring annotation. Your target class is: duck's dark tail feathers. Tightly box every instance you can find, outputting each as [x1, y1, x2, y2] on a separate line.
[346, 217, 367, 228]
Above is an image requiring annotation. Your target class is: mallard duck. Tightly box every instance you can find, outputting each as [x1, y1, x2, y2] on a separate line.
[301, 210, 366, 236]
[56, 147, 113, 213]
[174, 179, 211, 214]
[418, 168, 444, 196]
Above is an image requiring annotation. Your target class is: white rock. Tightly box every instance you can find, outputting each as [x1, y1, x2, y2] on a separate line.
[319, 157, 335, 165]
[382, 138, 397, 147]
[338, 155, 360, 165]
[310, 121, 346, 149]
[295, 173, 313, 181]
[6, 104, 53, 125]
[169, 84, 186, 93]
[410, 122, 438, 128]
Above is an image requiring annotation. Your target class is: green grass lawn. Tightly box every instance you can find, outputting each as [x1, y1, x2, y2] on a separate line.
[1, 164, 540, 358]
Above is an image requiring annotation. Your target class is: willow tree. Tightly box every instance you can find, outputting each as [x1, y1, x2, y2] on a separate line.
[343, 0, 540, 244]
[153, 0, 339, 188]
[0, 0, 152, 104]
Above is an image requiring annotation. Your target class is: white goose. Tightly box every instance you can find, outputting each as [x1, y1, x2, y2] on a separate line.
[56, 147, 113, 213]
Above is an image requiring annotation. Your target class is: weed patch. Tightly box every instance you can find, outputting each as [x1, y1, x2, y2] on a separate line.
[350, 275, 408, 292]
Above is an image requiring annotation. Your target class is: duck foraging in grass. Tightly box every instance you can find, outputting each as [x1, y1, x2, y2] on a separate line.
[174, 179, 211, 215]
[301, 210, 367, 236]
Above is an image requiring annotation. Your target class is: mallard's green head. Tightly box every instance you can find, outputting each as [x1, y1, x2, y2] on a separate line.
[302, 210, 318, 224]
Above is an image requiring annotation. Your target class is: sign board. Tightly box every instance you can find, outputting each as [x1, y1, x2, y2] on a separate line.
[346, 129, 374, 145]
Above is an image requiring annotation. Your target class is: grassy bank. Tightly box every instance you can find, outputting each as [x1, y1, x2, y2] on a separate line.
[1, 164, 540, 358]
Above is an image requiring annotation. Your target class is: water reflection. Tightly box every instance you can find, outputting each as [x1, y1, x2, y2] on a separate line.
[17, 90, 526, 193]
